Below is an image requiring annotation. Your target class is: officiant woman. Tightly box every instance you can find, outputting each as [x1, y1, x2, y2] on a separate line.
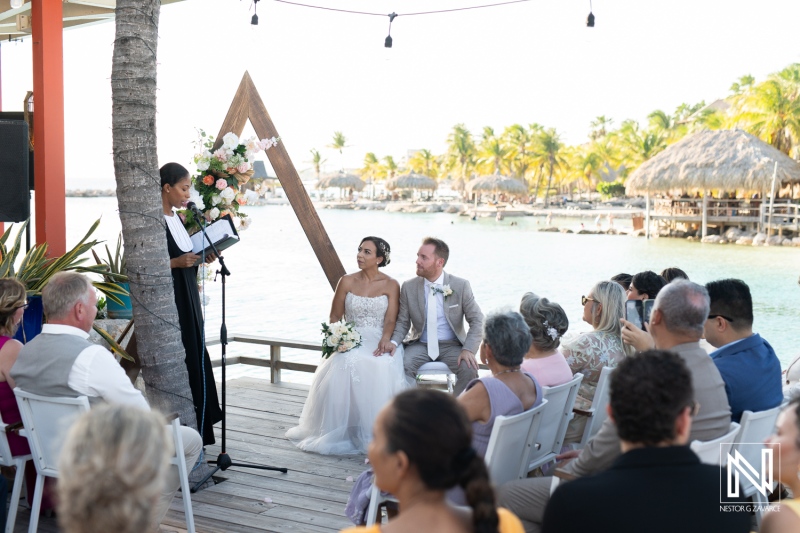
[161, 162, 222, 445]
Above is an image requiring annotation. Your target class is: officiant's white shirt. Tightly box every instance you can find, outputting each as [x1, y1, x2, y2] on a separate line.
[421, 272, 456, 343]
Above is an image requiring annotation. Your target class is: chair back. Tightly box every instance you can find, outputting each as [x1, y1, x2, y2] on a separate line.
[0, 408, 18, 468]
[527, 374, 583, 472]
[13, 388, 90, 477]
[485, 399, 547, 485]
[690, 422, 741, 465]
[578, 366, 613, 447]
[730, 405, 783, 497]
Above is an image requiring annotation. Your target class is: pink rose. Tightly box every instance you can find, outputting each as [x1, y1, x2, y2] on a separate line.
[236, 194, 247, 206]
[215, 179, 228, 190]
[213, 148, 228, 162]
[237, 162, 250, 173]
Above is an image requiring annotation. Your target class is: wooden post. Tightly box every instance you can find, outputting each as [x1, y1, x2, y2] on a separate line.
[270, 345, 281, 384]
[212, 73, 345, 290]
[701, 191, 708, 238]
[645, 192, 650, 240]
[31, 0, 66, 256]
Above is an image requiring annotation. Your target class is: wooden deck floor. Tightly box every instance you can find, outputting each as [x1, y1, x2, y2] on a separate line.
[11, 378, 367, 533]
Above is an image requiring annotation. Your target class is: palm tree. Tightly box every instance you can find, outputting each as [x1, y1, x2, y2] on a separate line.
[572, 144, 603, 199]
[381, 155, 399, 180]
[729, 74, 756, 96]
[503, 124, 534, 182]
[360, 152, 381, 182]
[536, 128, 566, 207]
[308, 148, 326, 178]
[446, 124, 476, 181]
[476, 126, 509, 175]
[328, 131, 349, 169]
[589, 115, 614, 140]
[407, 149, 439, 179]
[615, 119, 667, 167]
[112, 0, 197, 436]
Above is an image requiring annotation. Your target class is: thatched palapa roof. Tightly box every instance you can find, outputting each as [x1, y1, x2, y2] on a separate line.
[316, 172, 366, 191]
[626, 129, 800, 194]
[466, 174, 528, 196]
[385, 173, 437, 191]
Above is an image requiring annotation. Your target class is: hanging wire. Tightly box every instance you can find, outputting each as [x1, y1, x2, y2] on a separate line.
[271, 0, 533, 17]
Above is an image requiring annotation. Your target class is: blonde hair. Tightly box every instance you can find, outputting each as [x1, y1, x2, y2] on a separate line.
[0, 278, 26, 337]
[589, 280, 625, 336]
[57, 406, 171, 533]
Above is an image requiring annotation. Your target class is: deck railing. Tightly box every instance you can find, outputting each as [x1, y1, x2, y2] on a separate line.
[652, 198, 764, 219]
[206, 334, 489, 383]
[760, 202, 800, 231]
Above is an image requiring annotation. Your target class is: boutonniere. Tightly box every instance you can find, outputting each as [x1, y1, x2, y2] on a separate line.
[431, 284, 455, 299]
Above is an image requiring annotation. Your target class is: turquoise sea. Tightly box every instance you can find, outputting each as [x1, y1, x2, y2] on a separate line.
[31, 196, 800, 383]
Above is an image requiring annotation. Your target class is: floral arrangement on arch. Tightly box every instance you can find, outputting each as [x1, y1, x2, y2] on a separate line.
[181, 130, 279, 233]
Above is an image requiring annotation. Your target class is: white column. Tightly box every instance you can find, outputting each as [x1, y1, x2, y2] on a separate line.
[645, 192, 651, 240]
[701, 191, 708, 238]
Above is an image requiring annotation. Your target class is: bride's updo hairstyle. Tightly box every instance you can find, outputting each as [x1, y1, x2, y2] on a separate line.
[160, 162, 191, 188]
[519, 292, 569, 352]
[385, 389, 499, 533]
[359, 236, 391, 268]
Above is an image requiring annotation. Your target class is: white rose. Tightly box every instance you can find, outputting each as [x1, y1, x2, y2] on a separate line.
[196, 158, 210, 171]
[188, 188, 205, 210]
[220, 187, 236, 201]
[245, 190, 259, 204]
[239, 216, 252, 231]
[209, 207, 221, 220]
[222, 132, 240, 150]
[211, 194, 221, 206]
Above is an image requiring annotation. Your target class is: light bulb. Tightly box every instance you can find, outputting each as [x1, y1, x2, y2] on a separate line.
[10, 0, 24, 9]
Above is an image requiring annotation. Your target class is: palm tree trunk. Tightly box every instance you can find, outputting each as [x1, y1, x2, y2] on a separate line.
[112, 0, 196, 426]
[532, 164, 544, 202]
[544, 161, 554, 207]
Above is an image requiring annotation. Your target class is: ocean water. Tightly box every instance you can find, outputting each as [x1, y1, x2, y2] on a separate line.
[18, 196, 799, 383]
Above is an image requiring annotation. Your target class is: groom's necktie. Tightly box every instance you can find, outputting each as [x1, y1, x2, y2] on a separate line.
[427, 284, 440, 360]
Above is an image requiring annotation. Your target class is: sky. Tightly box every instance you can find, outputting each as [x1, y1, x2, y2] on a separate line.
[2, 0, 800, 187]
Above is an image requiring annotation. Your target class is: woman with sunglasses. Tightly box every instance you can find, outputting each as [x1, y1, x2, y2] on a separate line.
[561, 280, 629, 445]
[0, 278, 55, 513]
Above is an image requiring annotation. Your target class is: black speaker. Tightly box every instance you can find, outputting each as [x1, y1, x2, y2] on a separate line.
[0, 120, 31, 222]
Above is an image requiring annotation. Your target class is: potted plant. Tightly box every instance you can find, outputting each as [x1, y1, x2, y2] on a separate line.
[93, 233, 132, 319]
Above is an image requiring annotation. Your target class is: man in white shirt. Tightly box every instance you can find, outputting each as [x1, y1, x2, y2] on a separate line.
[390, 237, 484, 394]
[12, 272, 202, 528]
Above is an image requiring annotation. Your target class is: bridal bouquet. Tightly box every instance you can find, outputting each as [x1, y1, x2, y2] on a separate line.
[321, 319, 362, 359]
[180, 129, 280, 233]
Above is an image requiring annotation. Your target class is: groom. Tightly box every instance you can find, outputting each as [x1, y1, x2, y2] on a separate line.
[390, 237, 484, 395]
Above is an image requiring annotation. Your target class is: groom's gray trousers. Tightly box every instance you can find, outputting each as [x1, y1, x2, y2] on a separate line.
[403, 339, 477, 395]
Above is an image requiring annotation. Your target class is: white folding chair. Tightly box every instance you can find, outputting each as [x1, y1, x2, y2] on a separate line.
[527, 374, 583, 473]
[168, 416, 196, 533]
[730, 405, 783, 528]
[0, 409, 32, 533]
[573, 366, 613, 449]
[416, 361, 455, 393]
[485, 400, 548, 485]
[690, 422, 741, 465]
[365, 481, 397, 527]
[14, 389, 90, 533]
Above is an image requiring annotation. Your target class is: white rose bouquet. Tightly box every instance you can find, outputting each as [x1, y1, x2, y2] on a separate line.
[321, 318, 362, 359]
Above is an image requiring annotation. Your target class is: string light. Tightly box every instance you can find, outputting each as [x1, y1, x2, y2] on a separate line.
[384, 12, 397, 48]
[10, 0, 24, 9]
[252, 0, 260, 25]
[587, 0, 595, 27]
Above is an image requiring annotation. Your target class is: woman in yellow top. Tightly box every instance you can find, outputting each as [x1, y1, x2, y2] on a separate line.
[341, 389, 523, 533]
[762, 396, 800, 533]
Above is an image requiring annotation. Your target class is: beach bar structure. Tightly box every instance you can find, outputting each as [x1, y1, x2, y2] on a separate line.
[626, 130, 800, 238]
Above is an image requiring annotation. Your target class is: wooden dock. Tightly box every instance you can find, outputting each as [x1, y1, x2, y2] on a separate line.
[11, 378, 367, 533]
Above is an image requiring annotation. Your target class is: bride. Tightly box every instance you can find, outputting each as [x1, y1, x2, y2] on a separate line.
[286, 236, 410, 455]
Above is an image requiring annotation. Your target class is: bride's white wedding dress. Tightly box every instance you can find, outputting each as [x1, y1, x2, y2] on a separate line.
[286, 293, 409, 455]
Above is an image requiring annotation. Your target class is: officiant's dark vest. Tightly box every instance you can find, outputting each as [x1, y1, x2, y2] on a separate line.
[13, 333, 102, 405]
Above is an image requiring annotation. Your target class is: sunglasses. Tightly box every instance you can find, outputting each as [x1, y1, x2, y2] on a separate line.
[581, 295, 596, 306]
[707, 314, 734, 323]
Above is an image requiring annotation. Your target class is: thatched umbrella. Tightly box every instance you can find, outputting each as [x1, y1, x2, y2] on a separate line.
[385, 173, 437, 191]
[466, 174, 528, 196]
[316, 172, 366, 192]
[625, 129, 800, 194]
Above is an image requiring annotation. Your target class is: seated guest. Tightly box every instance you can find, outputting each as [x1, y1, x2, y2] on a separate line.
[761, 396, 800, 533]
[498, 280, 732, 533]
[626, 270, 666, 300]
[704, 278, 782, 422]
[10, 272, 202, 529]
[660, 267, 688, 282]
[518, 293, 572, 387]
[57, 405, 171, 533]
[610, 273, 632, 291]
[459, 311, 542, 457]
[562, 281, 628, 443]
[541, 351, 750, 533]
[0, 278, 55, 513]
[341, 389, 525, 533]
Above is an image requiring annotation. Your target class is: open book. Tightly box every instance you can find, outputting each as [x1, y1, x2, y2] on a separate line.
[190, 214, 239, 266]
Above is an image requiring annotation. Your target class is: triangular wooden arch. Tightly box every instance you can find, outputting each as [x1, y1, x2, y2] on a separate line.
[213, 72, 345, 290]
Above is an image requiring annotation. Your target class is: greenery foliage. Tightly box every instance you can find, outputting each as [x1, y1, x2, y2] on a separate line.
[597, 181, 627, 198]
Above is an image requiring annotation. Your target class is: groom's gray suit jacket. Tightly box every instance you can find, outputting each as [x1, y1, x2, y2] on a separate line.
[390, 272, 484, 354]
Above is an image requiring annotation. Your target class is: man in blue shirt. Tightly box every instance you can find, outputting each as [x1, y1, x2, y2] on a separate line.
[704, 278, 782, 422]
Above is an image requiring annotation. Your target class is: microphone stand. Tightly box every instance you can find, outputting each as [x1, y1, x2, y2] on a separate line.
[191, 213, 287, 493]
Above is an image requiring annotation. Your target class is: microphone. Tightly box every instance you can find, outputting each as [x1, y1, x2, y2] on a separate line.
[186, 202, 205, 223]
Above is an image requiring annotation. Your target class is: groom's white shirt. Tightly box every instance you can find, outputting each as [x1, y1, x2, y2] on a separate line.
[421, 272, 457, 343]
